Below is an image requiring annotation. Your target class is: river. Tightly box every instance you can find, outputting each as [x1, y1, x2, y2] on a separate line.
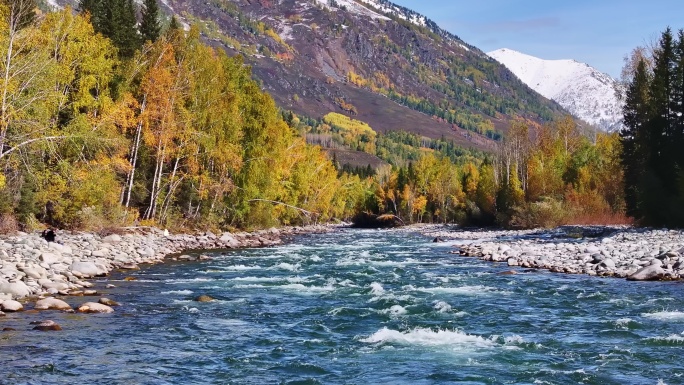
[0, 229, 682, 384]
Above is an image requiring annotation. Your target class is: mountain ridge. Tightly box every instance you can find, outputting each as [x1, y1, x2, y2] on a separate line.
[48, 0, 569, 149]
[487, 48, 624, 132]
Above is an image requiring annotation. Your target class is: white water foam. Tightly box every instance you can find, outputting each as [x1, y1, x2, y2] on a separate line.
[416, 285, 512, 296]
[272, 262, 301, 272]
[230, 276, 282, 282]
[614, 318, 636, 328]
[361, 327, 495, 349]
[369, 282, 385, 296]
[218, 265, 263, 271]
[433, 301, 452, 313]
[382, 305, 408, 316]
[642, 311, 684, 321]
[166, 278, 213, 284]
[648, 333, 684, 343]
[233, 283, 334, 293]
[161, 290, 194, 295]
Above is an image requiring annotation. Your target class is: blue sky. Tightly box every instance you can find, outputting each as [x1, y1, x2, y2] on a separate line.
[390, 0, 684, 78]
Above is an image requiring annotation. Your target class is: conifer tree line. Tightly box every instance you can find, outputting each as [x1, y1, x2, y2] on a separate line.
[78, 0, 162, 57]
[620, 28, 684, 227]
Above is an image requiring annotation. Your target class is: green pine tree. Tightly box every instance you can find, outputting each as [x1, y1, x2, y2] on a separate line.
[111, 0, 141, 58]
[140, 0, 162, 43]
[168, 15, 181, 32]
[620, 59, 651, 219]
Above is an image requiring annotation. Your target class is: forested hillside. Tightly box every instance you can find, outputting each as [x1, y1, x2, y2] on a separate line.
[48, 0, 568, 150]
[0, 1, 369, 231]
[0, 0, 633, 232]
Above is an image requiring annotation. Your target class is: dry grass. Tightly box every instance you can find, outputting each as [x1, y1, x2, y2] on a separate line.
[0, 214, 18, 234]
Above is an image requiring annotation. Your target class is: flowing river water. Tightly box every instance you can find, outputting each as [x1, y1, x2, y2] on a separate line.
[1, 229, 683, 384]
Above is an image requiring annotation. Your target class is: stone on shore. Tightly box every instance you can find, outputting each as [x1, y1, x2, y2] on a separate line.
[1, 299, 23, 312]
[70, 261, 102, 277]
[32, 320, 62, 331]
[77, 302, 114, 314]
[102, 234, 122, 244]
[34, 297, 72, 311]
[40, 252, 62, 265]
[0, 280, 31, 298]
[627, 265, 666, 281]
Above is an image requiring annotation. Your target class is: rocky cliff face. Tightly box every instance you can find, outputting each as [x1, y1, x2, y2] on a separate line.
[49, 0, 567, 150]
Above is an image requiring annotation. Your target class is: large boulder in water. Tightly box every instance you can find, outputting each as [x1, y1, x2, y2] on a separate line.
[627, 265, 665, 281]
[32, 320, 62, 331]
[1, 299, 23, 312]
[352, 213, 404, 229]
[77, 302, 114, 314]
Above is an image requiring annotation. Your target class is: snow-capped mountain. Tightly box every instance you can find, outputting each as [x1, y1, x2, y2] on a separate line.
[488, 48, 623, 132]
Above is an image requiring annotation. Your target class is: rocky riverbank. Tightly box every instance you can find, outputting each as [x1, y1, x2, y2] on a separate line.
[0, 225, 333, 317]
[422, 225, 684, 281]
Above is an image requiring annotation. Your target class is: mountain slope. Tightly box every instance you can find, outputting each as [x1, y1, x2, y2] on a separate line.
[49, 0, 568, 149]
[487, 48, 623, 132]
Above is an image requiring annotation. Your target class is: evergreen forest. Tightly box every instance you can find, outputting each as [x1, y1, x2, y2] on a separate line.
[620, 28, 684, 227]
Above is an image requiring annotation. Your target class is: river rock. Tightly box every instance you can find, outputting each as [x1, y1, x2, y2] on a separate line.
[70, 261, 101, 277]
[98, 298, 120, 307]
[0, 280, 31, 298]
[194, 295, 215, 302]
[32, 320, 62, 331]
[120, 263, 140, 270]
[219, 233, 241, 248]
[34, 297, 72, 311]
[49, 243, 72, 255]
[77, 302, 114, 314]
[40, 252, 62, 265]
[601, 258, 616, 270]
[627, 265, 666, 281]
[40, 280, 69, 291]
[102, 234, 122, 244]
[1, 299, 23, 312]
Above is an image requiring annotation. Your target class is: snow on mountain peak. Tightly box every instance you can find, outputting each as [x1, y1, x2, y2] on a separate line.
[488, 48, 623, 132]
[312, 0, 390, 20]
